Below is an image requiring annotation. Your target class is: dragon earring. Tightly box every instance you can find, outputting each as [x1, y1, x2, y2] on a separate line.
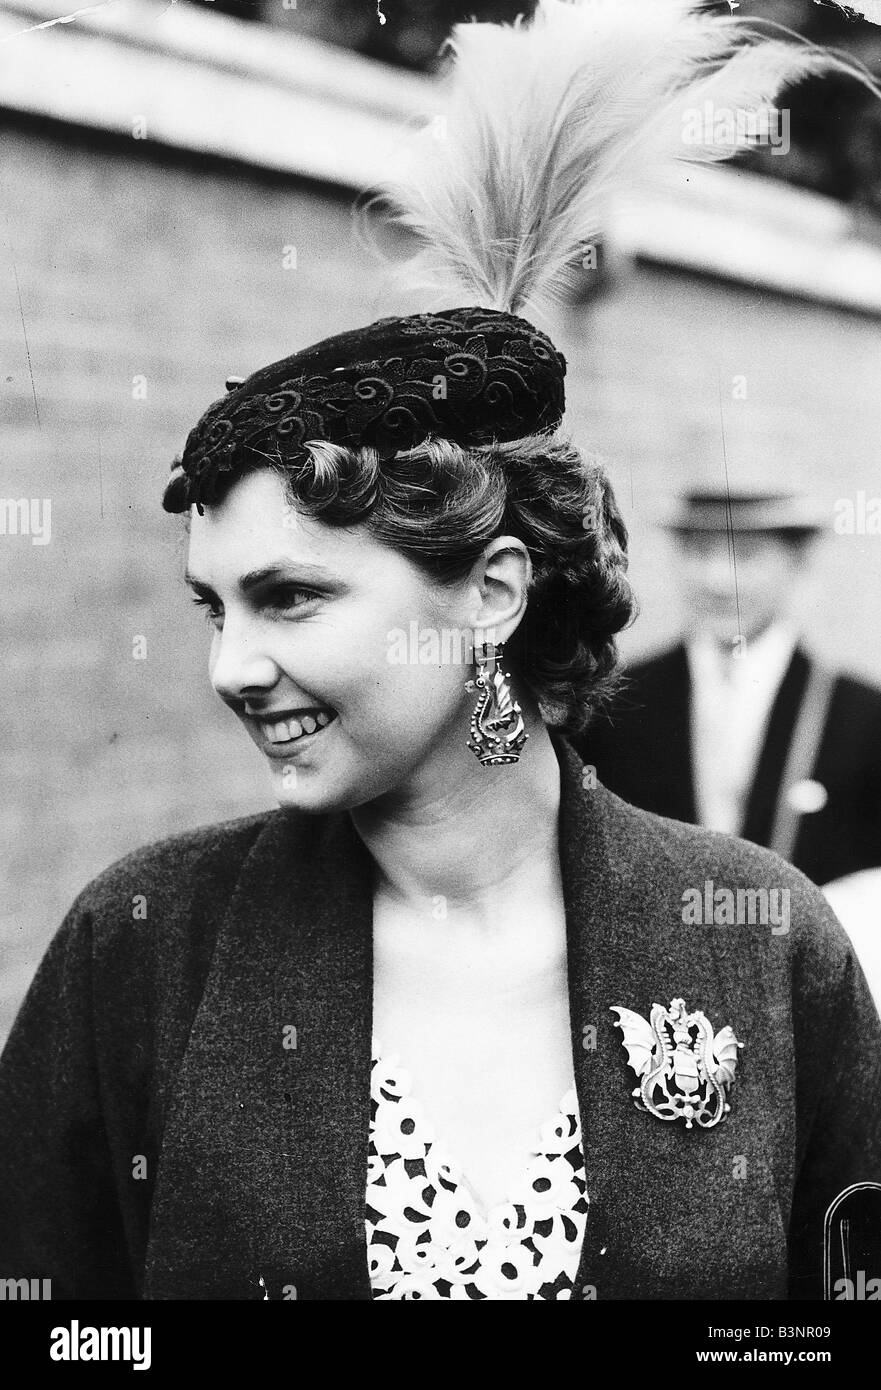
[464, 639, 528, 766]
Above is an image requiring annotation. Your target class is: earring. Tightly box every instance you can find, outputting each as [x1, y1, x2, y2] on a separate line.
[464, 640, 528, 766]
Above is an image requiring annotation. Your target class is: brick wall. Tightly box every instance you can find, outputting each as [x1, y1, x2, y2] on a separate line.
[2, 115, 880, 1042]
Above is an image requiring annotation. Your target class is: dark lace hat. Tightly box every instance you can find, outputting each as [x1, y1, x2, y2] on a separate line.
[162, 306, 566, 513]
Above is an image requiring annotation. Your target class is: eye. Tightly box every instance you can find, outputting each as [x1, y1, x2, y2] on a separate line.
[190, 586, 320, 627]
[191, 595, 223, 629]
[264, 584, 321, 612]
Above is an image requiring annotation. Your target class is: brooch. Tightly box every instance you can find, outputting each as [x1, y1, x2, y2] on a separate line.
[611, 997, 743, 1129]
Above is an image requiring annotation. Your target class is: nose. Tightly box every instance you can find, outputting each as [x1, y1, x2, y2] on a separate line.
[209, 615, 279, 705]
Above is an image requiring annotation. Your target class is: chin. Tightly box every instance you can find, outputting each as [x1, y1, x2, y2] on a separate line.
[703, 618, 741, 643]
[268, 764, 358, 815]
[264, 750, 400, 815]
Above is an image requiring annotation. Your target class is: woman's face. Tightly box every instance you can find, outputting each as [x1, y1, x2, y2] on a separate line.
[185, 468, 496, 812]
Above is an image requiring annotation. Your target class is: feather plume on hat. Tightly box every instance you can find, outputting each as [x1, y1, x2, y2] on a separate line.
[380, 0, 880, 321]
[165, 0, 881, 512]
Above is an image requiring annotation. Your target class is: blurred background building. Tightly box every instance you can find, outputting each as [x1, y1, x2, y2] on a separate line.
[2, 0, 881, 1043]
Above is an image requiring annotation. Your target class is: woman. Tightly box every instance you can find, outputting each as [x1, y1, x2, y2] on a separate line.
[1, 0, 879, 1301]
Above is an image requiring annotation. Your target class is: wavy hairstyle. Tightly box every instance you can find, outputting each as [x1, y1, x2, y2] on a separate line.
[229, 429, 635, 737]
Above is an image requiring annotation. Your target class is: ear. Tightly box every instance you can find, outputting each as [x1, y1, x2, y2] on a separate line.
[465, 536, 533, 644]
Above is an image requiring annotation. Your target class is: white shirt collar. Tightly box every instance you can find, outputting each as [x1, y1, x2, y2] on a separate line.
[686, 622, 799, 835]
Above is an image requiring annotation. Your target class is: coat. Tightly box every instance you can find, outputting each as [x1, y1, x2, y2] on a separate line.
[576, 643, 881, 886]
[1, 735, 879, 1300]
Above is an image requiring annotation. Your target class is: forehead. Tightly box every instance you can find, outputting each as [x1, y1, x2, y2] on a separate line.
[185, 469, 383, 580]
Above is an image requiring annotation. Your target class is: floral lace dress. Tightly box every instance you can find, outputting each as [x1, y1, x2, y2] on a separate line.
[365, 1038, 589, 1300]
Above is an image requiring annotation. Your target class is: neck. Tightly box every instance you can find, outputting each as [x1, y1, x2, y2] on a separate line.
[349, 715, 562, 912]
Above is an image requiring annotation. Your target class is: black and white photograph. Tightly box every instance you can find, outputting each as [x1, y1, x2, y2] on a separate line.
[1, 0, 881, 1356]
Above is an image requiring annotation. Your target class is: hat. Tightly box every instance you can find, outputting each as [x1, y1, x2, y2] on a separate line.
[162, 2, 856, 517]
[162, 307, 566, 514]
[660, 485, 825, 536]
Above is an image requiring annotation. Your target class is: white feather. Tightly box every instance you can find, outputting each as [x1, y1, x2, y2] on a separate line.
[380, 0, 880, 319]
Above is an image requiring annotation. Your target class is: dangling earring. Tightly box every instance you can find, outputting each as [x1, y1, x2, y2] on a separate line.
[464, 640, 528, 766]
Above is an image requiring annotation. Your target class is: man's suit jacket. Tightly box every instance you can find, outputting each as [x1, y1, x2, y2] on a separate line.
[577, 644, 881, 886]
[0, 736, 879, 1300]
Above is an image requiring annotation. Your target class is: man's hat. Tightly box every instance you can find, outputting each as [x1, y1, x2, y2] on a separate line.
[660, 484, 825, 536]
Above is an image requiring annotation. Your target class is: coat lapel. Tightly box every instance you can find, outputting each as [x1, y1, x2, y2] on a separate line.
[144, 808, 376, 1300]
[740, 646, 810, 846]
[557, 736, 785, 1299]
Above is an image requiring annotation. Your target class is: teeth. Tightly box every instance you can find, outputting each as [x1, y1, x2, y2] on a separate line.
[258, 711, 334, 743]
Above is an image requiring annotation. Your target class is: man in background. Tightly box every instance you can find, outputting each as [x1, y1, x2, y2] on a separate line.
[578, 484, 881, 886]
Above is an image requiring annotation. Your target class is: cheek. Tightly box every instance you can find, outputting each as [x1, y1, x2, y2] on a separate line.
[350, 644, 469, 726]
[281, 604, 470, 721]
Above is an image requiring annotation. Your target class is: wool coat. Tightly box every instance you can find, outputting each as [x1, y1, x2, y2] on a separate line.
[1, 736, 879, 1300]
[575, 643, 881, 887]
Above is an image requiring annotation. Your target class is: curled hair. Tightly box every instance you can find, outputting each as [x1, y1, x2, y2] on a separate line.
[240, 430, 634, 737]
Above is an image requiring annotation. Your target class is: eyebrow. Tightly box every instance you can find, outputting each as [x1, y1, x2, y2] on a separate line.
[183, 561, 335, 595]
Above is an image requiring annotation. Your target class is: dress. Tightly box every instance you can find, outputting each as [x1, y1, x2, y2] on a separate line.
[365, 1039, 589, 1299]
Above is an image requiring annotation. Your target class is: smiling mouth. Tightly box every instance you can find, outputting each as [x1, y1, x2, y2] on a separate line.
[252, 709, 338, 747]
